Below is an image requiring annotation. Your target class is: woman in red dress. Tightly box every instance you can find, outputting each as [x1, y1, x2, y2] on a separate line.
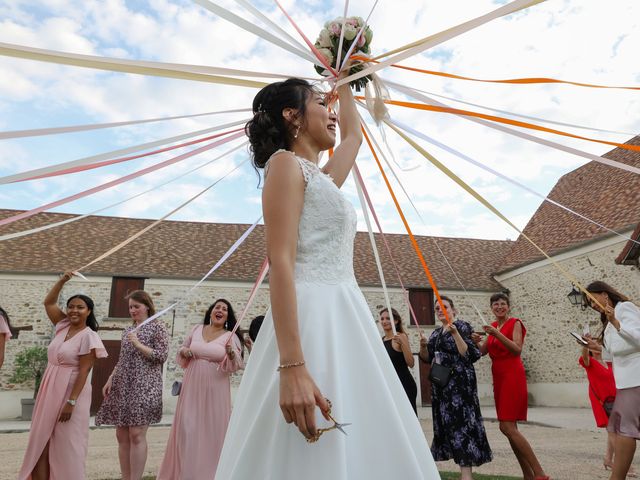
[578, 339, 618, 470]
[473, 292, 549, 480]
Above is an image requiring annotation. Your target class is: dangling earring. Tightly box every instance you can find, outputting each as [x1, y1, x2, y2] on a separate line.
[294, 124, 300, 139]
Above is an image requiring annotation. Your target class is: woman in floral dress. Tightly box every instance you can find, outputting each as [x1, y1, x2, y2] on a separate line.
[419, 296, 492, 480]
[96, 290, 169, 480]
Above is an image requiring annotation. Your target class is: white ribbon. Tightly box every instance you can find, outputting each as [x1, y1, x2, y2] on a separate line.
[338, 0, 546, 87]
[353, 170, 395, 335]
[192, 0, 319, 65]
[387, 80, 640, 176]
[0, 119, 247, 185]
[135, 216, 262, 331]
[389, 117, 640, 247]
[0, 108, 250, 140]
[0, 141, 247, 242]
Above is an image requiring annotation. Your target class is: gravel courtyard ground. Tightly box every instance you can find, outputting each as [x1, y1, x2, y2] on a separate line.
[1, 408, 638, 479]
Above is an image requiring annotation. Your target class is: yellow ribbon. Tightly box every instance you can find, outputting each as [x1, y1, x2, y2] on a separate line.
[0, 42, 267, 88]
[385, 121, 603, 309]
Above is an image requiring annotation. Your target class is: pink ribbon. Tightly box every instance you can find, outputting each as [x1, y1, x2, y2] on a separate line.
[12, 128, 244, 183]
[353, 164, 420, 329]
[273, 0, 337, 77]
[0, 130, 244, 227]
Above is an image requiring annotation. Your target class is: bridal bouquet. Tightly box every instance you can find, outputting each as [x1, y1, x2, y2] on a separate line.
[314, 16, 373, 91]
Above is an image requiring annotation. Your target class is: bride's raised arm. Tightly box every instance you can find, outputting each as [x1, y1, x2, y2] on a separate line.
[322, 72, 363, 187]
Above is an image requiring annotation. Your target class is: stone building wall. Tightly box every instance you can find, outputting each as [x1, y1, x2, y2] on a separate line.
[495, 233, 640, 407]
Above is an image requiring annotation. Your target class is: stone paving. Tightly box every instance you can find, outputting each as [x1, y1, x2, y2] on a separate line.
[0, 407, 638, 479]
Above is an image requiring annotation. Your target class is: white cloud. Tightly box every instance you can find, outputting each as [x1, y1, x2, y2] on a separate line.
[0, 0, 638, 242]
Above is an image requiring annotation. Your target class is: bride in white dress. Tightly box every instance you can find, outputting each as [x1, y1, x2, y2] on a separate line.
[215, 74, 440, 479]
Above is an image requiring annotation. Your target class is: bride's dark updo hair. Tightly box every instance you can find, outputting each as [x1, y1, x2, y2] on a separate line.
[245, 78, 315, 169]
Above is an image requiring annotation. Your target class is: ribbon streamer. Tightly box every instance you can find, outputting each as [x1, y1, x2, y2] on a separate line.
[0, 108, 250, 140]
[352, 170, 395, 335]
[351, 55, 640, 91]
[193, 0, 319, 66]
[352, 164, 421, 330]
[77, 159, 248, 271]
[378, 98, 640, 154]
[273, 0, 337, 77]
[8, 126, 245, 184]
[225, 257, 270, 341]
[338, 0, 546, 87]
[407, 87, 637, 137]
[0, 119, 248, 185]
[0, 142, 248, 242]
[387, 81, 640, 176]
[0, 42, 268, 88]
[361, 123, 452, 325]
[0, 130, 244, 228]
[385, 120, 603, 309]
[134, 216, 263, 331]
[389, 118, 640, 248]
[359, 116, 489, 325]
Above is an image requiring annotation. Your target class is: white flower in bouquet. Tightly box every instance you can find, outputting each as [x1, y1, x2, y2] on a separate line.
[343, 23, 357, 41]
[318, 28, 332, 48]
[317, 48, 334, 66]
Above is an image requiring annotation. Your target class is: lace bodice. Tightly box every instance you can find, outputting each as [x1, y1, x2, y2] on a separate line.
[266, 150, 357, 284]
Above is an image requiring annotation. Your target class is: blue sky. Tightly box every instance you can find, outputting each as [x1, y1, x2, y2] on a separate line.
[0, 0, 639, 241]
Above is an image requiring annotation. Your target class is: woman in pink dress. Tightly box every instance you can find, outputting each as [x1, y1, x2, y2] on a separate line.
[0, 305, 12, 369]
[157, 299, 243, 480]
[18, 272, 106, 480]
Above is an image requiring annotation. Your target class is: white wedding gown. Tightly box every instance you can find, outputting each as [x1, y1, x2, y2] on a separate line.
[215, 152, 440, 479]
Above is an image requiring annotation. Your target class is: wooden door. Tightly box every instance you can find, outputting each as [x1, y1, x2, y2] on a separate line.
[419, 358, 432, 405]
[409, 289, 435, 326]
[91, 340, 121, 415]
[109, 277, 145, 318]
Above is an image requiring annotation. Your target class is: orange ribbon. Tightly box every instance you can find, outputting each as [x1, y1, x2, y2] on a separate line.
[356, 96, 640, 154]
[361, 125, 451, 325]
[351, 55, 640, 91]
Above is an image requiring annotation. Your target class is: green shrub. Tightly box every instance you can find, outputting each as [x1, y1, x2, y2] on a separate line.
[9, 346, 48, 398]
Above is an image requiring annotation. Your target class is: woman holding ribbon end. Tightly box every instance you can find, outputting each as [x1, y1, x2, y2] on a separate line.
[96, 290, 168, 480]
[157, 299, 244, 480]
[215, 71, 439, 479]
[18, 272, 106, 480]
[583, 281, 640, 480]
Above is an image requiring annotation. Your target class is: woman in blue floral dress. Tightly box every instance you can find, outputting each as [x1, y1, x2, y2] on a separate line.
[419, 296, 492, 480]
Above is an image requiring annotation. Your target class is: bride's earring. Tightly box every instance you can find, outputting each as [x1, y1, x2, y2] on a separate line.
[294, 124, 300, 139]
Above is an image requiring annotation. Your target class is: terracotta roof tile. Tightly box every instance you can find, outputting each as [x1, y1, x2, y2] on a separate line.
[499, 135, 640, 272]
[0, 210, 511, 291]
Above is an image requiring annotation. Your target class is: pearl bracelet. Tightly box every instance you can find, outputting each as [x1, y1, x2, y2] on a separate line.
[277, 360, 305, 371]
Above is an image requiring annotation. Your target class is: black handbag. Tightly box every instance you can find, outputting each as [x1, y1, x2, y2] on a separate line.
[590, 385, 615, 417]
[171, 380, 182, 396]
[429, 329, 453, 388]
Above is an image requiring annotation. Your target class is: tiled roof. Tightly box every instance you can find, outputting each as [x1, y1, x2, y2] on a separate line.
[499, 135, 640, 273]
[616, 222, 640, 265]
[0, 210, 511, 291]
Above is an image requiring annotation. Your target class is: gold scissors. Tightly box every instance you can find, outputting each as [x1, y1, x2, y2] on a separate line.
[306, 398, 351, 443]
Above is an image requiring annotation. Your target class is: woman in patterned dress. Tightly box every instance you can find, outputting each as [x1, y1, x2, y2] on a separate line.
[419, 295, 492, 479]
[473, 292, 548, 480]
[96, 290, 169, 480]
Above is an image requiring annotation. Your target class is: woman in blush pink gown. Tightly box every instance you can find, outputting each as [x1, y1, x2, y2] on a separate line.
[157, 299, 243, 480]
[18, 272, 106, 480]
[0, 305, 12, 370]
